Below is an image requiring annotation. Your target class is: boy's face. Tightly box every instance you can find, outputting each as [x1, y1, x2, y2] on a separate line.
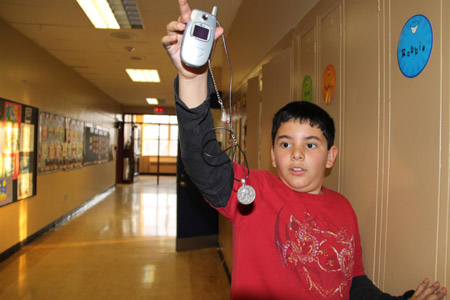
[271, 120, 338, 194]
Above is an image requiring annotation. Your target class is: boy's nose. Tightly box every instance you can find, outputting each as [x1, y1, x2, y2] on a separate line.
[291, 149, 304, 160]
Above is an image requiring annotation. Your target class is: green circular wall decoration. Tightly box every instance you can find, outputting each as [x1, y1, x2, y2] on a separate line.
[302, 75, 312, 102]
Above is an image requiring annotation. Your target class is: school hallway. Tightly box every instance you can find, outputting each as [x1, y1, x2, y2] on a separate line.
[0, 176, 230, 300]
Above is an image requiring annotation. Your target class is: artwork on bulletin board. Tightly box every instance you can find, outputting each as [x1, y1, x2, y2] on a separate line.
[38, 112, 65, 173]
[397, 14, 433, 78]
[18, 105, 38, 200]
[0, 177, 13, 206]
[18, 172, 33, 200]
[302, 75, 313, 102]
[4, 102, 21, 180]
[64, 118, 84, 169]
[21, 123, 35, 153]
[322, 64, 336, 105]
[84, 124, 111, 164]
[0, 97, 38, 206]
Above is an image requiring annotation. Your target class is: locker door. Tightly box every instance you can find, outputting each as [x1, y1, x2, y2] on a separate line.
[260, 47, 292, 173]
[319, 4, 342, 192]
[342, 0, 381, 281]
[245, 76, 261, 170]
[383, 1, 444, 293]
[300, 27, 317, 103]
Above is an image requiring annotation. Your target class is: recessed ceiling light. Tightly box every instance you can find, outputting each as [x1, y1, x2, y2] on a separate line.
[126, 69, 160, 83]
[146, 98, 159, 105]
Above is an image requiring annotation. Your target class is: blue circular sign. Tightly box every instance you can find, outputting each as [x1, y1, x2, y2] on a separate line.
[397, 14, 433, 78]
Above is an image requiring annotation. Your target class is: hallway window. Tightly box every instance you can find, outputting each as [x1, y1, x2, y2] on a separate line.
[141, 115, 178, 157]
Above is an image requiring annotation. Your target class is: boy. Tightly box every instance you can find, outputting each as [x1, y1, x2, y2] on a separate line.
[162, 1, 447, 299]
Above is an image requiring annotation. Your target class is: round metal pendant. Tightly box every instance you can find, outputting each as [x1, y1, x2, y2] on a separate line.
[237, 184, 255, 205]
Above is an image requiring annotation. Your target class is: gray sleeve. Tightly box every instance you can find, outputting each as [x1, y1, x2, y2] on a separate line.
[174, 73, 234, 208]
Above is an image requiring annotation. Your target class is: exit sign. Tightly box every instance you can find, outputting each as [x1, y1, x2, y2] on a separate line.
[154, 107, 164, 113]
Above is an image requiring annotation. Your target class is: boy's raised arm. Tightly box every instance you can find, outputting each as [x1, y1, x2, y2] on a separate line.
[161, 0, 223, 108]
[161, 0, 232, 208]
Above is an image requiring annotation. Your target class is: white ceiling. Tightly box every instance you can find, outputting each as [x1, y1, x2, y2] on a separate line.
[0, 0, 242, 108]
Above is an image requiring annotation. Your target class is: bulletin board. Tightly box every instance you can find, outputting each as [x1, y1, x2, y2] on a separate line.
[38, 112, 111, 171]
[38, 112, 88, 173]
[83, 124, 110, 164]
[0, 98, 38, 207]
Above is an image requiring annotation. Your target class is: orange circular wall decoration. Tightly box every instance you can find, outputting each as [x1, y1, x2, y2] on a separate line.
[322, 64, 336, 105]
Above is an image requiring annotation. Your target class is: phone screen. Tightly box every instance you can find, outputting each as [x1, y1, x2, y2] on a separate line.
[193, 25, 209, 41]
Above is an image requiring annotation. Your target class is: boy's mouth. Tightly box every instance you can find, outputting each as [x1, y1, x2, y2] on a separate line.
[291, 167, 304, 172]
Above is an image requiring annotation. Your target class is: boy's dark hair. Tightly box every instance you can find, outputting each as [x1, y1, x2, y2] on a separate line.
[271, 101, 335, 150]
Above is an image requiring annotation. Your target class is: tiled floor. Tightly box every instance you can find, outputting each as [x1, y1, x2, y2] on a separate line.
[0, 176, 230, 299]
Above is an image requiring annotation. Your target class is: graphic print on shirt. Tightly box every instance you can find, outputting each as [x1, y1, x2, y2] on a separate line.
[275, 207, 355, 298]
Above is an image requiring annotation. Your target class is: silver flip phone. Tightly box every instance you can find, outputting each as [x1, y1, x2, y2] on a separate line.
[181, 6, 218, 67]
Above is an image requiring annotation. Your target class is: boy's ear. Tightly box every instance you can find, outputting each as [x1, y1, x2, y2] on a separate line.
[271, 147, 277, 168]
[326, 146, 338, 169]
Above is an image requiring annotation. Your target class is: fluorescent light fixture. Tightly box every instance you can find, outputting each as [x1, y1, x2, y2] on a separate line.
[126, 69, 160, 82]
[146, 98, 159, 105]
[77, 0, 120, 29]
[77, 0, 143, 29]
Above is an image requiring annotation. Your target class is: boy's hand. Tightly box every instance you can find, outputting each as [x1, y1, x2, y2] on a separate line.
[161, 0, 223, 79]
[410, 278, 447, 300]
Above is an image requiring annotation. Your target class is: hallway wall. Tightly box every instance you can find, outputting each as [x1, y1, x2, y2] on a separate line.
[0, 19, 121, 254]
[342, 0, 449, 293]
[228, 0, 450, 295]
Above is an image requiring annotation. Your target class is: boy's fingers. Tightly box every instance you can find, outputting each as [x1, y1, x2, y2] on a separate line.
[428, 285, 447, 300]
[426, 289, 447, 300]
[413, 278, 430, 297]
[161, 34, 178, 48]
[178, 0, 191, 23]
[437, 287, 447, 298]
[166, 21, 185, 35]
[214, 27, 224, 40]
[416, 281, 444, 300]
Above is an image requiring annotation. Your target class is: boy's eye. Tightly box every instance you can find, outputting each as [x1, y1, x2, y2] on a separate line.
[306, 143, 317, 149]
[280, 142, 290, 148]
